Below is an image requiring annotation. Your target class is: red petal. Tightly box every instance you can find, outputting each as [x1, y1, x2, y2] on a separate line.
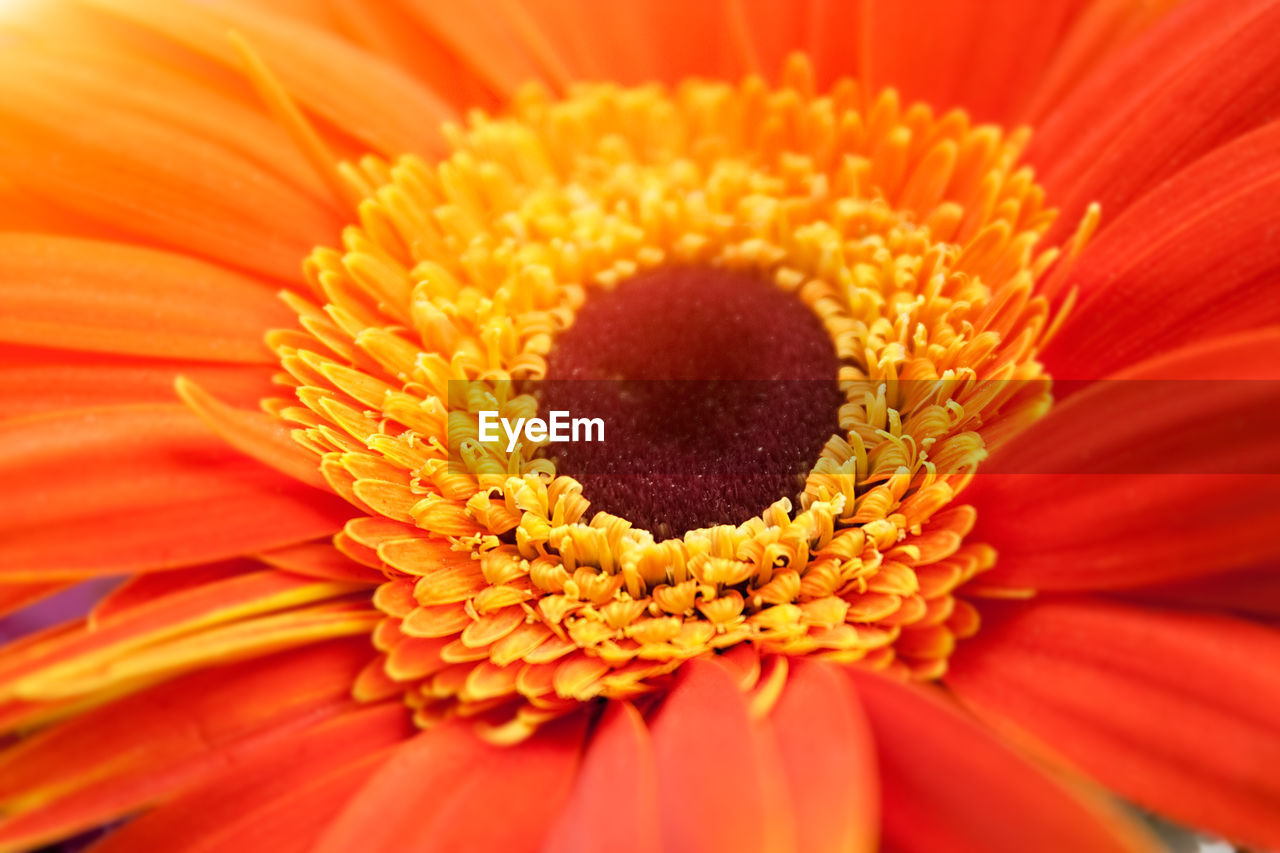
[766, 659, 879, 853]
[540, 702, 660, 853]
[971, 329, 1280, 590]
[315, 713, 586, 852]
[1121, 565, 1280, 618]
[89, 561, 259, 623]
[1043, 121, 1280, 377]
[0, 406, 353, 578]
[189, 753, 392, 853]
[946, 597, 1280, 850]
[0, 639, 374, 850]
[849, 667, 1155, 853]
[648, 657, 775, 853]
[1033, 0, 1280, 244]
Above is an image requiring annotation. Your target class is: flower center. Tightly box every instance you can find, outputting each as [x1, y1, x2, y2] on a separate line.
[540, 265, 842, 536]
[269, 55, 1095, 740]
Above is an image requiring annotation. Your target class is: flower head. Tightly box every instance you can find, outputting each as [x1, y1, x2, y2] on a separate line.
[1, 1, 1279, 852]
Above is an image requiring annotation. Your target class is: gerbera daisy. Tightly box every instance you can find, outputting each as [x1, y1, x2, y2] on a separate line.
[1, 0, 1278, 851]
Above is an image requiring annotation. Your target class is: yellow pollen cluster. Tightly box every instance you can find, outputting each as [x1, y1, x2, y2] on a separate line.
[270, 55, 1091, 740]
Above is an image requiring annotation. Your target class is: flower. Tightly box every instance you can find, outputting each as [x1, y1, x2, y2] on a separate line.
[1, 1, 1278, 852]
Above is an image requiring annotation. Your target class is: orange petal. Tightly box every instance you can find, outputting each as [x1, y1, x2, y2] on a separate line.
[0, 639, 374, 851]
[0, 70, 342, 281]
[0, 345, 278, 421]
[0, 42, 337, 205]
[177, 377, 330, 490]
[0, 406, 353, 578]
[315, 713, 586, 852]
[0, 235, 294, 363]
[85, 0, 453, 158]
[258, 540, 386, 584]
[0, 570, 366, 702]
[539, 701, 660, 853]
[90, 702, 411, 853]
[648, 657, 774, 853]
[849, 666, 1156, 853]
[767, 659, 878, 853]
[89, 561, 258, 623]
[861, 0, 1082, 123]
[946, 597, 1280, 850]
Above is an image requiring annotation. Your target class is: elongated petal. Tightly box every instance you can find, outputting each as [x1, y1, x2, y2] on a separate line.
[946, 598, 1280, 850]
[0, 569, 357, 686]
[0, 235, 293, 363]
[89, 561, 260, 623]
[257, 540, 386, 584]
[971, 329, 1280, 590]
[91, 702, 411, 853]
[315, 713, 586, 852]
[0, 406, 353, 578]
[0, 83, 342, 282]
[767, 659, 878, 853]
[84, 0, 452, 158]
[0, 584, 67, 622]
[539, 701, 659, 853]
[0, 43, 335, 204]
[0, 346, 277, 421]
[649, 657, 774, 853]
[1044, 121, 1280, 376]
[849, 667, 1155, 853]
[0, 639, 374, 851]
[1028, 0, 1270, 151]
[1121, 566, 1280, 618]
[182, 753, 391, 853]
[861, 0, 1080, 123]
[177, 377, 330, 490]
[1034, 0, 1280, 241]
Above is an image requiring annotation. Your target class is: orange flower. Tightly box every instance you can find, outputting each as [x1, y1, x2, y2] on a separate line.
[1, 1, 1279, 851]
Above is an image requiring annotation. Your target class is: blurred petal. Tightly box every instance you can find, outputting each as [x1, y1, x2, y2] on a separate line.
[0, 639, 374, 851]
[971, 328, 1280, 590]
[649, 657, 777, 853]
[0, 346, 277, 421]
[91, 702, 411, 853]
[767, 659, 878, 853]
[0, 406, 353, 578]
[540, 701, 660, 853]
[0, 235, 293, 363]
[315, 713, 585, 852]
[1034, 0, 1280, 242]
[1044, 121, 1280, 375]
[849, 667, 1155, 853]
[947, 597, 1280, 850]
